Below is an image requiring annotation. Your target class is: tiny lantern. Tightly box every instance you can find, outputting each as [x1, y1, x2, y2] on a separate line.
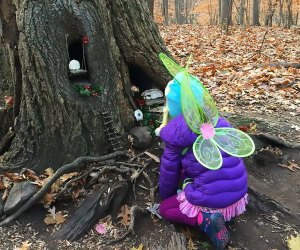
[83, 35, 89, 45]
[134, 109, 143, 121]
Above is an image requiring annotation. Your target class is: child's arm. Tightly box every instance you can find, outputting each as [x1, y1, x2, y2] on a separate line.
[159, 142, 182, 200]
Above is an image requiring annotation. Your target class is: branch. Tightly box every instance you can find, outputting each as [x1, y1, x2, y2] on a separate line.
[106, 205, 147, 244]
[0, 151, 127, 226]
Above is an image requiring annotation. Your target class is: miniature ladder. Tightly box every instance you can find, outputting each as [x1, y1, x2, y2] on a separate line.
[102, 110, 124, 151]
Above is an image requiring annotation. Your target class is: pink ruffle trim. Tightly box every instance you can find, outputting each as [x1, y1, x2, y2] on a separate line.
[177, 191, 248, 221]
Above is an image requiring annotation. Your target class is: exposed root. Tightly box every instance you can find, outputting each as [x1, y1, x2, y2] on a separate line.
[0, 151, 126, 226]
[106, 205, 147, 244]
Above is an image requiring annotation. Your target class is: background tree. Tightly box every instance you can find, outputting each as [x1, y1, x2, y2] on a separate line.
[252, 0, 261, 25]
[162, 0, 169, 25]
[147, 0, 155, 15]
[0, 0, 170, 173]
[239, 0, 246, 25]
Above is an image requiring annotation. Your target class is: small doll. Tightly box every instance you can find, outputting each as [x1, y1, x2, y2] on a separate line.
[157, 54, 255, 250]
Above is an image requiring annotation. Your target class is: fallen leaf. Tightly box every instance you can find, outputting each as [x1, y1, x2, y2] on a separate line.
[60, 172, 79, 182]
[131, 244, 143, 250]
[44, 211, 66, 225]
[43, 193, 55, 205]
[279, 161, 300, 172]
[287, 233, 300, 250]
[144, 151, 160, 163]
[45, 168, 54, 178]
[117, 204, 131, 226]
[15, 240, 32, 250]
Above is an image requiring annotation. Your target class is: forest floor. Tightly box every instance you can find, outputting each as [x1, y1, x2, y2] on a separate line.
[0, 25, 299, 250]
[0, 139, 299, 250]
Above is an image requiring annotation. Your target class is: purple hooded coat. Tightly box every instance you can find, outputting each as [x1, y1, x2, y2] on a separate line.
[159, 114, 248, 209]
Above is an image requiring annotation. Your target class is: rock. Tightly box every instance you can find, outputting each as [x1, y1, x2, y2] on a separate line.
[4, 181, 38, 215]
[128, 126, 153, 149]
[145, 98, 165, 106]
[141, 89, 163, 100]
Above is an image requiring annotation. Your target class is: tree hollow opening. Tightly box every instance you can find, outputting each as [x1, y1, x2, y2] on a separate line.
[68, 39, 90, 83]
[128, 65, 156, 92]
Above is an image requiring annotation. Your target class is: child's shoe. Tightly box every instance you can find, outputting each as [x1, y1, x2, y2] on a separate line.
[197, 212, 230, 249]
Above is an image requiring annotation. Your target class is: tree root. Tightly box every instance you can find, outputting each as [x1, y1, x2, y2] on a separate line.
[0, 151, 127, 226]
[106, 205, 148, 244]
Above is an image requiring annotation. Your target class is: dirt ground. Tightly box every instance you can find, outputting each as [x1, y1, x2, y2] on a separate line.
[0, 135, 299, 250]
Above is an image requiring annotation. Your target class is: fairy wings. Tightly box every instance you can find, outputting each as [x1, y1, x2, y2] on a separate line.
[159, 53, 255, 170]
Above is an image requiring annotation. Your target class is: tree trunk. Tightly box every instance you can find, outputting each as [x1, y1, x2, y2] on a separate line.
[147, 0, 155, 16]
[162, 0, 169, 25]
[0, 0, 170, 173]
[239, 0, 245, 25]
[220, 0, 233, 32]
[252, 0, 261, 25]
[175, 0, 185, 24]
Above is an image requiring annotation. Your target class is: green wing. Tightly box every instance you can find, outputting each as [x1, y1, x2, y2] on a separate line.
[193, 135, 222, 170]
[180, 71, 204, 133]
[159, 53, 184, 81]
[212, 128, 255, 157]
[189, 75, 219, 126]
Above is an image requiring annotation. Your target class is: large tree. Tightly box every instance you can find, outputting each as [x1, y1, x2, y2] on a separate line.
[0, 0, 170, 173]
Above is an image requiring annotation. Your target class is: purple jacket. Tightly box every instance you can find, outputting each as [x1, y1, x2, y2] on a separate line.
[159, 114, 248, 208]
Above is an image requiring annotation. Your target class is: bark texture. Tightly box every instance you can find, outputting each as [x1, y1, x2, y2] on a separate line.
[0, 0, 170, 172]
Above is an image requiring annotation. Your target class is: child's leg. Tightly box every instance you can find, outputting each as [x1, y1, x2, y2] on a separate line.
[159, 195, 197, 226]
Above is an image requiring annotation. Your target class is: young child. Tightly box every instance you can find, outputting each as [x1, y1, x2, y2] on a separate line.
[157, 54, 255, 250]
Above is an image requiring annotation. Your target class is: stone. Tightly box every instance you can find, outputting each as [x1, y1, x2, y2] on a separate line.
[128, 126, 153, 149]
[145, 98, 165, 106]
[4, 181, 38, 215]
[141, 89, 163, 100]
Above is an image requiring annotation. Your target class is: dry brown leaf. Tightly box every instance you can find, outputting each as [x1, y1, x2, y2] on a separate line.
[60, 172, 79, 182]
[287, 233, 300, 250]
[144, 151, 160, 163]
[279, 161, 300, 172]
[131, 244, 143, 250]
[15, 240, 32, 250]
[44, 211, 66, 225]
[117, 204, 131, 226]
[45, 168, 54, 178]
[43, 192, 55, 205]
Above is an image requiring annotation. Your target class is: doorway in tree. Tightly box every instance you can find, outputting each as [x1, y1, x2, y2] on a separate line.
[68, 39, 90, 83]
[128, 65, 155, 92]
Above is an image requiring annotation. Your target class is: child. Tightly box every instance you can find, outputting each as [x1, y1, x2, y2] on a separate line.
[157, 54, 255, 250]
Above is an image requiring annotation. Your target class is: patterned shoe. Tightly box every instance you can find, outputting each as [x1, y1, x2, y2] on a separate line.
[197, 212, 230, 249]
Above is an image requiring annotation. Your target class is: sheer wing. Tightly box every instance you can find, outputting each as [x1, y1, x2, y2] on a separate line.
[193, 135, 222, 170]
[202, 88, 219, 126]
[159, 53, 184, 81]
[180, 71, 204, 133]
[213, 128, 255, 157]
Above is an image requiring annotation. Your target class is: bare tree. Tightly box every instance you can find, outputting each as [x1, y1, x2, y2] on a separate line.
[220, 0, 233, 32]
[175, 0, 185, 24]
[252, 0, 261, 25]
[162, 0, 169, 25]
[239, 0, 246, 25]
[147, 0, 155, 16]
[264, 0, 275, 26]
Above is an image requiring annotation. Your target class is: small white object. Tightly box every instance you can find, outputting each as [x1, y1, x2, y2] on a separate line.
[141, 89, 163, 100]
[134, 109, 143, 121]
[69, 60, 80, 70]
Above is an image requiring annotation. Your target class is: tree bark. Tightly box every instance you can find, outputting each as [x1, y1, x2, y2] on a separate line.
[162, 0, 169, 25]
[0, 0, 170, 172]
[147, 0, 155, 16]
[239, 0, 245, 25]
[252, 0, 261, 25]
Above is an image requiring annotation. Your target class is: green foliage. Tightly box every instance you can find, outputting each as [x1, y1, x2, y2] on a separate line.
[74, 84, 103, 96]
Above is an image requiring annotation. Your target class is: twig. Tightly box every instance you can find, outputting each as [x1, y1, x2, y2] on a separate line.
[248, 30, 268, 59]
[86, 165, 132, 188]
[142, 172, 155, 202]
[0, 151, 126, 226]
[56, 166, 99, 200]
[129, 152, 145, 163]
[115, 162, 141, 168]
[132, 160, 152, 199]
[106, 205, 147, 244]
